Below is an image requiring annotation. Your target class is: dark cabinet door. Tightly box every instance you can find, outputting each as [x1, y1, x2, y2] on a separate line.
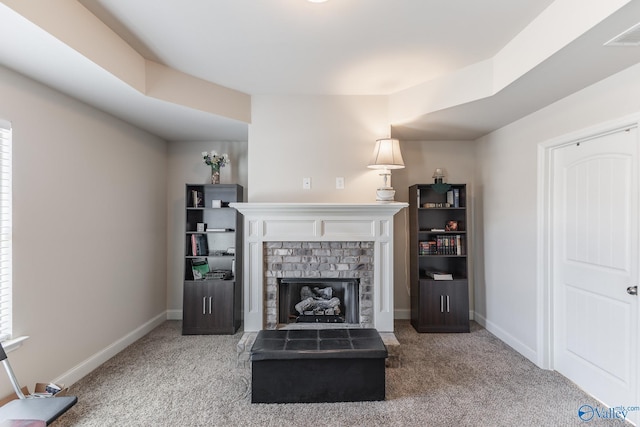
[418, 281, 447, 329]
[183, 281, 235, 334]
[418, 280, 469, 332]
[209, 281, 234, 332]
[183, 281, 211, 333]
[442, 281, 469, 332]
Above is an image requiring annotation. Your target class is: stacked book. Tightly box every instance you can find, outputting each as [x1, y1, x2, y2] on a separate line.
[419, 235, 465, 255]
[424, 270, 453, 280]
[419, 240, 437, 255]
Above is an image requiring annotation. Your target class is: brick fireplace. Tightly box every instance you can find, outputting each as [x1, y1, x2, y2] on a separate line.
[230, 203, 408, 333]
[265, 241, 373, 328]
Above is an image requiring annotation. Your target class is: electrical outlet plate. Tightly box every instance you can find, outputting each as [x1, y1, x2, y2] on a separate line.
[303, 177, 311, 189]
[336, 177, 345, 189]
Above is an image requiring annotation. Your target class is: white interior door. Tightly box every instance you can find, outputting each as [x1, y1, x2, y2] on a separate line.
[552, 126, 638, 418]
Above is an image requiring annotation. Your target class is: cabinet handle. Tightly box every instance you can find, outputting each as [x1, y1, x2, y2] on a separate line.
[446, 295, 450, 313]
[208, 296, 213, 314]
[202, 297, 207, 315]
[440, 295, 444, 313]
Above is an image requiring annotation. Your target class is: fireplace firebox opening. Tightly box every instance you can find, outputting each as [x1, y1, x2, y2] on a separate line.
[278, 278, 360, 325]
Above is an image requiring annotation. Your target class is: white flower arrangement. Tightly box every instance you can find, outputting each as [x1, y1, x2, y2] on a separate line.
[202, 151, 229, 171]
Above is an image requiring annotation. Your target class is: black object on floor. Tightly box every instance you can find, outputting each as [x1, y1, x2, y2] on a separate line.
[250, 328, 387, 403]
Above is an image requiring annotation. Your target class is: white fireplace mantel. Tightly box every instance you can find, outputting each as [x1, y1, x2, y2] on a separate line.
[230, 202, 408, 332]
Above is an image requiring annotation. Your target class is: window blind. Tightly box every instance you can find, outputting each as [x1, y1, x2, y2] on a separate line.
[0, 121, 12, 341]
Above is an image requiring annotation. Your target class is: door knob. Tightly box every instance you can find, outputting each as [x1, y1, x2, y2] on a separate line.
[627, 286, 638, 295]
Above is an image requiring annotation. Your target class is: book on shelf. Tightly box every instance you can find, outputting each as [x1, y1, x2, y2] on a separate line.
[190, 190, 203, 208]
[190, 234, 209, 256]
[191, 258, 210, 280]
[439, 234, 464, 255]
[446, 188, 461, 208]
[419, 240, 437, 255]
[424, 270, 453, 280]
[206, 227, 234, 232]
[420, 235, 465, 255]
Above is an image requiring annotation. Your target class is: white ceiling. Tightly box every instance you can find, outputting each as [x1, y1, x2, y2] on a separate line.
[78, 0, 554, 96]
[2, 0, 640, 141]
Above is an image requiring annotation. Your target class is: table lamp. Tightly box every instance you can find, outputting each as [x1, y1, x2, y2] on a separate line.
[368, 138, 405, 202]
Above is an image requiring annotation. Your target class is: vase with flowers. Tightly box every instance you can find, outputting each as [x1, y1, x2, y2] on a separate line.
[202, 151, 229, 184]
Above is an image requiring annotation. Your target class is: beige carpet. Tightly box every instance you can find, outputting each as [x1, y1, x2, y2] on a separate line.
[53, 320, 627, 426]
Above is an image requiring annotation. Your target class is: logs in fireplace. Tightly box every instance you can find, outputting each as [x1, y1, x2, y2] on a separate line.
[278, 278, 360, 325]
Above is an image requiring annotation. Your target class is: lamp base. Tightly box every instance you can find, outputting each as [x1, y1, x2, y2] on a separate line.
[375, 188, 396, 202]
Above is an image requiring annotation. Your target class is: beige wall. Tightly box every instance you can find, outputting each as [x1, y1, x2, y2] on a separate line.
[476, 61, 640, 364]
[248, 95, 388, 203]
[0, 65, 167, 395]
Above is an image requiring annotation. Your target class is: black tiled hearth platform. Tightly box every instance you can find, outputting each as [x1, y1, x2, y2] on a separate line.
[250, 329, 388, 403]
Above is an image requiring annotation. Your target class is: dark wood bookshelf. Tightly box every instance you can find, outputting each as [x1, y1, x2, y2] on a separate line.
[409, 183, 470, 333]
[182, 184, 243, 335]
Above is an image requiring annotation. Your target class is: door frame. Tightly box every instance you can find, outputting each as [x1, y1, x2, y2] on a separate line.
[537, 113, 640, 404]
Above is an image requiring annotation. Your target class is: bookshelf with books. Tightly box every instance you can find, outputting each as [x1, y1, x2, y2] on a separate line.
[183, 184, 243, 335]
[409, 183, 470, 333]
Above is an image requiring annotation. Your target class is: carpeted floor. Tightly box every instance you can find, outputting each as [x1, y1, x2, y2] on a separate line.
[53, 320, 628, 426]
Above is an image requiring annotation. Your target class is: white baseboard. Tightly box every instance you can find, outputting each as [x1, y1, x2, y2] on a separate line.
[474, 311, 486, 328]
[54, 312, 168, 387]
[473, 312, 539, 366]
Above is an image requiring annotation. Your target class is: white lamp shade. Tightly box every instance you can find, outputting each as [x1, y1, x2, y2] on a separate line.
[368, 138, 405, 169]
